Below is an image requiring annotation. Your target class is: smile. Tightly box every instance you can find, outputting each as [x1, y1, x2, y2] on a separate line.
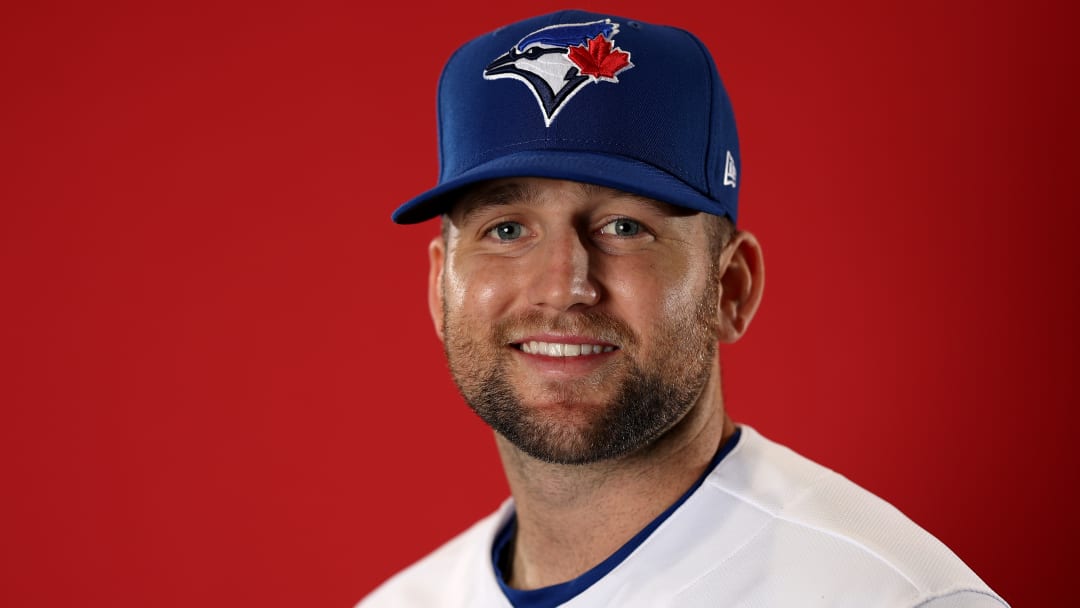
[517, 341, 617, 357]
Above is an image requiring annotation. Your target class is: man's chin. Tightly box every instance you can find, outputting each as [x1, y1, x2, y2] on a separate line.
[495, 428, 621, 465]
[477, 400, 613, 463]
[516, 376, 625, 407]
[511, 397, 623, 436]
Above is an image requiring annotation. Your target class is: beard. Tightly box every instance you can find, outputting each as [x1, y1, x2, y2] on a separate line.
[442, 274, 720, 465]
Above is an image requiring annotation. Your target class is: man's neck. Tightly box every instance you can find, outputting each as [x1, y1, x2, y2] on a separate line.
[494, 374, 735, 590]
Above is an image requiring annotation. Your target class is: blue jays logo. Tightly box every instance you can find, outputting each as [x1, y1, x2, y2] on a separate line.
[483, 19, 634, 127]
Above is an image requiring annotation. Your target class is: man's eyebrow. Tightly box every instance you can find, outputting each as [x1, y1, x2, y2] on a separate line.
[457, 182, 540, 224]
[455, 181, 688, 224]
[581, 183, 691, 217]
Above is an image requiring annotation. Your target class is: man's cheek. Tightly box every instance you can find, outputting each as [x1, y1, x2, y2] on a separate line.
[442, 264, 471, 309]
[454, 264, 512, 311]
[470, 283, 503, 310]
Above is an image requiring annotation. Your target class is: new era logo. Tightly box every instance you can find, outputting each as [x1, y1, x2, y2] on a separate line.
[723, 150, 737, 188]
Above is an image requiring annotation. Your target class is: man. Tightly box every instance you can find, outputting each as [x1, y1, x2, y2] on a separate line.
[360, 10, 1007, 607]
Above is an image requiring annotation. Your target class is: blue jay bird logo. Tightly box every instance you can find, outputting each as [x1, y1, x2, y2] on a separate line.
[483, 19, 634, 127]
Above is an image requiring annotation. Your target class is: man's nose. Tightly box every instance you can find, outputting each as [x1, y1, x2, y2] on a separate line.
[526, 228, 600, 311]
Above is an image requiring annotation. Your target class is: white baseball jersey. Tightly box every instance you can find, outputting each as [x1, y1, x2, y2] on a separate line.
[358, 426, 1007, 607]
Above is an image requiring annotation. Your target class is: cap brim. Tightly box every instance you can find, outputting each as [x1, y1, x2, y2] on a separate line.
[391, 150, 734, 224]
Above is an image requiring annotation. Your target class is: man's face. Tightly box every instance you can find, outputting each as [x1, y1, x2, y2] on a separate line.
[430, 178, 724, 464]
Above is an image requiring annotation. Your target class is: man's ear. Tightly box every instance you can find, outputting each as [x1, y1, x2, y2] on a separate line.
[716, 230, 765, 344]
[428, 235, 446, 343]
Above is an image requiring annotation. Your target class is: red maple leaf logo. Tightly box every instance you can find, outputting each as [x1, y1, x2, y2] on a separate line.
[567, 34, 632, 81]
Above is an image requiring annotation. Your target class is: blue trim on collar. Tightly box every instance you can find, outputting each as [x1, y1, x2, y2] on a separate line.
[491, 427, 743, 608]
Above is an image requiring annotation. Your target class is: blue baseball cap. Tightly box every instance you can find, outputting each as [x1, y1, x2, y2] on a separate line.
[392, 10, 741, 224]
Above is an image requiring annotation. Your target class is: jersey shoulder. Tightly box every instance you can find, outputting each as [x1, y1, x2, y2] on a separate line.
[356, 501, 512, 608]
[679, 426, 1008, 606]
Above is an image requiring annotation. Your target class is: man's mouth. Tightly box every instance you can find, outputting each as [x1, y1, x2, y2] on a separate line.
[514, 340, 617, 357]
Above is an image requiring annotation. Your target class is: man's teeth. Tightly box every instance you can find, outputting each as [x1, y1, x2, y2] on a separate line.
[519, 341, 615, 357]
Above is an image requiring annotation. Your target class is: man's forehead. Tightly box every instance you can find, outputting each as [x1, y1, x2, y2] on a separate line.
[450, 177, 694, 222]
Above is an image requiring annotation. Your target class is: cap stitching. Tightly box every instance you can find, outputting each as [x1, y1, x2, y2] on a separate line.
[674, 27, 716, 197]
[436, 44, 471, 183]
[461, 139, 696, 183]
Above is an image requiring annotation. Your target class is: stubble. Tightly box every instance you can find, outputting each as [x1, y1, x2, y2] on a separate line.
[442, 271, 721, 465]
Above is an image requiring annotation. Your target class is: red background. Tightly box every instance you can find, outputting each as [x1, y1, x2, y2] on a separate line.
[2, 1, 1076, 606]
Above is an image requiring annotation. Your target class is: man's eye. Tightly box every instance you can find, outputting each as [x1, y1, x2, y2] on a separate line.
[600, 218, 642, 237]
[489, 222, 526, 241]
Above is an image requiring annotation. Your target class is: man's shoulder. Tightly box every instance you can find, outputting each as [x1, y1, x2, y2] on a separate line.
[675, 426, 1008, 606]
[356, 501, 511, 608]
[715, 426, 970, 570]
[354, 429, 1008, 607]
